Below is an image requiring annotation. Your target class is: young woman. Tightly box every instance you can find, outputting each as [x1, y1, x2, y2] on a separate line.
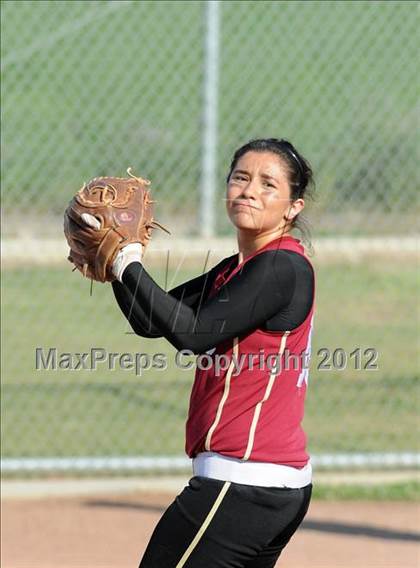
[111, 138, 316, 568]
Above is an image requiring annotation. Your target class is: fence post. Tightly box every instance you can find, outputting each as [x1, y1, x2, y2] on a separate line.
[199, 0, 220, 238]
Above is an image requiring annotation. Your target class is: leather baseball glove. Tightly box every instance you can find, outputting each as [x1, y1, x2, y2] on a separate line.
[64, 168, 169, 282]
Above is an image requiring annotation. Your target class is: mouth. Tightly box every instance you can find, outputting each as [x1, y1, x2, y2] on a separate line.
[232, 202, 261, 211]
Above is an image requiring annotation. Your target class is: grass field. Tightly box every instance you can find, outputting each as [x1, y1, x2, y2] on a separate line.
[2, 256, 418, 462]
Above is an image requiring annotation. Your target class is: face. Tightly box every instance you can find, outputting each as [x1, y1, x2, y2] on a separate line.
[226, 151, 304, 234]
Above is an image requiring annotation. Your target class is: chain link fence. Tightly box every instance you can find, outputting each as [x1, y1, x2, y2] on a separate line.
[1, 0, 419, 476]
[2, 0, 418, 235]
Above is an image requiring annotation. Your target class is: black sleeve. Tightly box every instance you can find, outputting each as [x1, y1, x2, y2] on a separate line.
[111, 259, 230, 338]
[121, 250, 296, 353]
[112, 281, 161, 338]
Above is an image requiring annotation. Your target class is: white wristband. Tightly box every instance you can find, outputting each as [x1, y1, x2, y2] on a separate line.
[112, 243, 143, 282]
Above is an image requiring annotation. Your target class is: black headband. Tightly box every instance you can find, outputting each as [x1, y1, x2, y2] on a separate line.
[280, 141, 305, 191]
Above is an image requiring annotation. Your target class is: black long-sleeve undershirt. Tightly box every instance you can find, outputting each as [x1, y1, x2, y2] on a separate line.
[112, 262, 221, 339]
[112, 250, 314, 354]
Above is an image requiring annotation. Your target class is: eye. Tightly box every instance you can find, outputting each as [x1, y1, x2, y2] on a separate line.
[262, 180, 276, 189]
[232, 174, 247, 182]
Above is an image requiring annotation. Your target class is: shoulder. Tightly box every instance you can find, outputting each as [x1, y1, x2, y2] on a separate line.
[253, 248, 313, 273]
[245, 249, 314, 286]
[245, 249, 297, 271]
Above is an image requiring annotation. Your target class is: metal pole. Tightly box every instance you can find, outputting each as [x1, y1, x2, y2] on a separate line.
[200, 0, 220, 238]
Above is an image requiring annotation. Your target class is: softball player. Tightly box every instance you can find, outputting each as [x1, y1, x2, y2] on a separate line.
[111, 138, 315, 568]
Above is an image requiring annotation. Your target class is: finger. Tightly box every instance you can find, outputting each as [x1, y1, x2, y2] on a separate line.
[81, 213, 101, 230]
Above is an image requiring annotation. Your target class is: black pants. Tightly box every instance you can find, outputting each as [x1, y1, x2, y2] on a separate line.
[139, 476, 312, 568]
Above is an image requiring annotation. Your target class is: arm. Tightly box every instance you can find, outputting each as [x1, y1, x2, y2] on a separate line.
[112, 259, 230, 338]
[121, 250, 296, 353]
[112, 280, 161, 338]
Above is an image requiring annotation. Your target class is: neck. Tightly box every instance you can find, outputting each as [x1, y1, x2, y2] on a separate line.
[237, 228, 292, 262]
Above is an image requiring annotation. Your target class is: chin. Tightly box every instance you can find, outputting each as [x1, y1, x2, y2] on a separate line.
[227, 210, 264, 232]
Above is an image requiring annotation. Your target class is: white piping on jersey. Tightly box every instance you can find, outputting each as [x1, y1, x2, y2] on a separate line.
[297, 314, 314, 388]
[242, 331, 290, 461]
[175, 481, 231, 567]
[204, 336, 239, 452]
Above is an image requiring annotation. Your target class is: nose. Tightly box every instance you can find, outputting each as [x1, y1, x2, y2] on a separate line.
[241, 178, 258, 200]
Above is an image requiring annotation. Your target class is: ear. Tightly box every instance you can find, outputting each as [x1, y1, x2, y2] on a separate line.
[284, 198, 305, 221]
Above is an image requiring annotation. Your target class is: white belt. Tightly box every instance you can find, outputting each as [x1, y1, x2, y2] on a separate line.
[192, 452, 312, 488]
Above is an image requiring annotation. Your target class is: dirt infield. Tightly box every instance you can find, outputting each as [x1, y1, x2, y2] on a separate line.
[1, 489, 419, 568]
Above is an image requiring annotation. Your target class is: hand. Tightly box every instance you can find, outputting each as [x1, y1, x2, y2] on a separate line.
[64, 169, 166, 283]
[112, 243, 143, 282]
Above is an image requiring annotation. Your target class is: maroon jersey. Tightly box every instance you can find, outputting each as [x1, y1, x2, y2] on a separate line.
[186, 236, 315, 467]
